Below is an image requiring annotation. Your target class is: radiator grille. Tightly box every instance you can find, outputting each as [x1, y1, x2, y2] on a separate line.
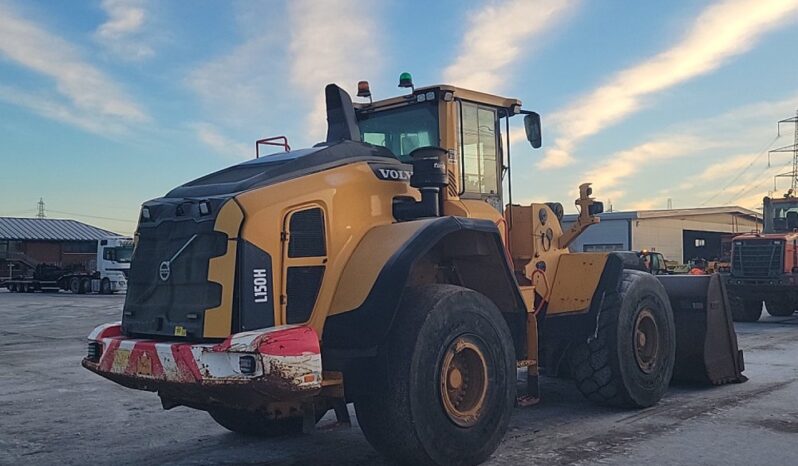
[288, 208, 326, 258]
[123, 215, 228, 338]
[286, 266, 325, 324]
[731, 240, 784, 278]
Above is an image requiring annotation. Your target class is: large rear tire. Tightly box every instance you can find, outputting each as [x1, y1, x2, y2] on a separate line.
[69, 277, 81, 294]
[731, 297, 762, 322]
[352, 285, 516, 466]
[765, 298, 795, 317]
[209, 409, 305, 437]
[569, 270, 675, 408]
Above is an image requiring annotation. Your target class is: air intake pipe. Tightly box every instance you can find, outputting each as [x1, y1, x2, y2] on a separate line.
[394, 147, 448, 220]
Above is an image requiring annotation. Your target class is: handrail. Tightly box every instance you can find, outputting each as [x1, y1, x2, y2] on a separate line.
[256, 136, 291, 158]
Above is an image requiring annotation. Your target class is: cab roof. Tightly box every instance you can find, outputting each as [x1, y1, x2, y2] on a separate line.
[355, 84, 523, 112]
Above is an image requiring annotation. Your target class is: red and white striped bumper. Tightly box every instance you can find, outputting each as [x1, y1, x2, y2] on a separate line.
[82, 323, 323, 408]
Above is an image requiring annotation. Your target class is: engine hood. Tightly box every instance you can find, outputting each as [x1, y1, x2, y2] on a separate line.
[167, 140, 398, 198]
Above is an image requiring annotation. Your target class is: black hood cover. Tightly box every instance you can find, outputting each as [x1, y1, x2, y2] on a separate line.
[168, 140, 398, 198]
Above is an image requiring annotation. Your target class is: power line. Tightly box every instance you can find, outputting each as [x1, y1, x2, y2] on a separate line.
[725, 157, 793, 205]
[0, 209, 37, 216]
[46, 209, 138, 224]
[699, 134, 780, 206]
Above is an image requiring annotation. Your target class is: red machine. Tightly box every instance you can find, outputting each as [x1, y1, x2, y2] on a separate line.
[726, 193, 798, 321]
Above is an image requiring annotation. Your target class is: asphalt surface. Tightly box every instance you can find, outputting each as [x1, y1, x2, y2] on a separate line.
[1, 290, 798, 465]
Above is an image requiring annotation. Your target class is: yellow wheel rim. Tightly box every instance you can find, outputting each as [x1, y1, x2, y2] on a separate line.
[439, 336, 488, 427]
[634, 308, 660, 374]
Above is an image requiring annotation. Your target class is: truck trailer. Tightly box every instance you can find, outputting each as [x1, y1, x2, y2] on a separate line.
[4, 236, 133, 294]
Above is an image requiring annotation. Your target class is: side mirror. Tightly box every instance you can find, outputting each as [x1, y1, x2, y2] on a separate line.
[524, 112, 542, 149]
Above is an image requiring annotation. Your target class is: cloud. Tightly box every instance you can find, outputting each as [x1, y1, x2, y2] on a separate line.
[288, 0, 382, 141]
[685, 153, 759, 188]
[187, 0, 381, 153]
[588, 135, 728, 197]
[443, 0, 577, 93]
[0, 85, 124, 134]
[191, 122, 252, 160]
[187, 33, 284, 124]
[582, 95, 798, 197]
[627, 197, 665, 211]
[186, 3, 289, 156]
[187, 1, 382, 156]
[540, 0, 798, 170]
[578, 92, 798, 207]
[95, 0, 154, 60]
[0, 3, 148, 130]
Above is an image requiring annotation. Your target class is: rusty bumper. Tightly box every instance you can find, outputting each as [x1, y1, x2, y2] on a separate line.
[82, 322, 322, 411]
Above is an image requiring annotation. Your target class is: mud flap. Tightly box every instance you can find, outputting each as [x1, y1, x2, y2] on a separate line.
[657, 273, 747, 385]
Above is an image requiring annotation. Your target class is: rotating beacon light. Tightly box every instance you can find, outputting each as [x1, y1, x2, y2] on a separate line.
[357, 80, 372, 104]
[398, 72, 414, 92]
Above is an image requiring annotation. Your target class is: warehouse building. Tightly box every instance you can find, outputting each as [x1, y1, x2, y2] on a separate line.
[0, 217, 119, 279]
[562, 206, 762, 264]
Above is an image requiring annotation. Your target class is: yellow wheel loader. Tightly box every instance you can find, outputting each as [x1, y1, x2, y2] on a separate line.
[83, 75, 745, 466]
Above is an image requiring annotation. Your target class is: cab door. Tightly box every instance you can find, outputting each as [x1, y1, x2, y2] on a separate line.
[457, 101, 502, 211]
[280, 206, 328, 325]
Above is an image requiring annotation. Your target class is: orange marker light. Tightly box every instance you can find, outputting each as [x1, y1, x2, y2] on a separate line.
[357, 81, 371, 98]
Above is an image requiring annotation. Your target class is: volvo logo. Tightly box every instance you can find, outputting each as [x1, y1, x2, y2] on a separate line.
[157, 234, 198, 283]
[370, 164, 413, 181]
[159, 261, 171, 281]
[377, 168, 412, 180]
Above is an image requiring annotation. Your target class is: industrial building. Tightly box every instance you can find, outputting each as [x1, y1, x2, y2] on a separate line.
[562, 206, 762, 264]
[0, 217, 119, 279]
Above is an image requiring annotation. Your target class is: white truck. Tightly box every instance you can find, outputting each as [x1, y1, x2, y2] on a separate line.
[4, 236, 133, 294]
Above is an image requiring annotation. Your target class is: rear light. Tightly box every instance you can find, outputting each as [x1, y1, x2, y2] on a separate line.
[87, 342, 102, 361]
[239, 355, 257, 374]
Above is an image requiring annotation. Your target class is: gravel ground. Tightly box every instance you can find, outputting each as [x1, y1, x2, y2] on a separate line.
[1, 291, 797, 465]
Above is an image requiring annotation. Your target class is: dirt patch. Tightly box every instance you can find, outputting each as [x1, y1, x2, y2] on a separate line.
[755, 418, 798, 434]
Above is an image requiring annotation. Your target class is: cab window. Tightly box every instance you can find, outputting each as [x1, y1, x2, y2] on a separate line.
[459, 102, 498, 196]
[358, 101, 439, 162]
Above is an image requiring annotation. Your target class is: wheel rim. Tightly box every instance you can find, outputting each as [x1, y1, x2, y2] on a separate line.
[633, 308, 660, 374]
[439, 335, 488, 427]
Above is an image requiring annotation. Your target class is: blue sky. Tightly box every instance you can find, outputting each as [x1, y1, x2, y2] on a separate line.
[1, 0, 797, 235]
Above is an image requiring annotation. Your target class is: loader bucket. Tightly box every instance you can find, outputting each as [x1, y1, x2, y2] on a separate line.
[656, 273, 747, 385]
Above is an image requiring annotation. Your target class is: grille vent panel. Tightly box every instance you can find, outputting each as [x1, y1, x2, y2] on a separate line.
[288, 208, 326, 258]
[731, 240, 784, 278]
[286, 266, 325, 324]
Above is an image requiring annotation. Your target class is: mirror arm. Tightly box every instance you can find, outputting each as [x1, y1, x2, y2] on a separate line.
[505, 113, 513, 230]
[559, 183, 601, 249]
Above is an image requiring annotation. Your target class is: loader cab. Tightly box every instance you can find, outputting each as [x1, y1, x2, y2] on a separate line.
[764, 195, 798, 232]
[355, 79, 537, 213]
